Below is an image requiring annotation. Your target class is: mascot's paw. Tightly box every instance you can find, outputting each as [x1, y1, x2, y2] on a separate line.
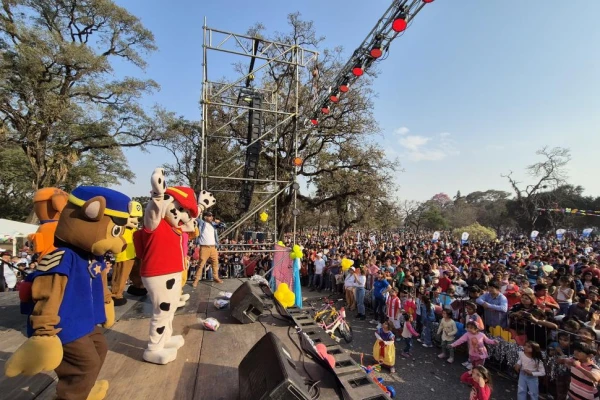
[102, 299, 115, 328]
[197, 190, 216, 213]
[143, 348, 177, 365]
[86, 380, 109, 400]
[112, 297, 128, 307]
[4, 336, 63, 377]
[150, 168, 167, 197]
[180, 293, 190, 302]
[127, 286, 147, 296]
[165, 335, 185, 350]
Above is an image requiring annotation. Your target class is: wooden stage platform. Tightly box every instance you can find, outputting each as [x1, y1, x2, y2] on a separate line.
[0, 279, 342, 400]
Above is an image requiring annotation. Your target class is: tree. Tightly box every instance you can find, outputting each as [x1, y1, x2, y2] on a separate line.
[0, 144, 35, 220]
[0, 0, 173, 221]
[503, 146, 571, 232]
[422, 207, 448, 231]
[430, 193, 453, 209]
[300, 142, 398, 235]
[452, 222, 497, 242]
[400, 200, 426, 233]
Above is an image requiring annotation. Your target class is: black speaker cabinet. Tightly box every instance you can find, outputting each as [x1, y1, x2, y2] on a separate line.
[230, 281, 265, 324]
[239, 332, 310, 400]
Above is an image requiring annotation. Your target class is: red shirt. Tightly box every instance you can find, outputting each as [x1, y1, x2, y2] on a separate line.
[535, 294, 558, 311]
[438, 276, 452, 293]
[134, 219, 184, 277]
[460, 372, 491, 400]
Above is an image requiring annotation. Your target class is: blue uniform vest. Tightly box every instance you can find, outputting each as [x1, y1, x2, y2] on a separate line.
[27, 247, 107, 344]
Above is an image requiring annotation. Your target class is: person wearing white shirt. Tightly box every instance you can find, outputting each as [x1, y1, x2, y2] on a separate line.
[192, 211, 223, 287]
[1, 252, 17, 291]
[354, 268, 367, 320]
[311, 253, 326, 291]
[344, 267, 357, 311]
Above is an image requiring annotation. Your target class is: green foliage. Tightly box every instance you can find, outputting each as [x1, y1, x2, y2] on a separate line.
[453, 222, 497, 242]
[0, 145, 35, 220]
[0, 0, 172, 199]
[422, 207, 448, 231]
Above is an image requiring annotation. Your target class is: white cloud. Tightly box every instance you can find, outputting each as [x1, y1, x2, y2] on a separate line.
[399, 135, 431, 151]
[394, 126, 410, 135]
[395, 129, 459, 162]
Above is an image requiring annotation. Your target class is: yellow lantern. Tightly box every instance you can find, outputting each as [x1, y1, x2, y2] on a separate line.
[259, 211, 268, 222]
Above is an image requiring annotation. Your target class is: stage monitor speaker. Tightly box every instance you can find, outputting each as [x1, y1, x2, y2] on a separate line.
[230, 281, 265, 324]
[239, 332, 310, 400]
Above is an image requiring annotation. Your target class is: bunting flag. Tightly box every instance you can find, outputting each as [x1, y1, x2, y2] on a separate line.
[536, 208, 600, 217]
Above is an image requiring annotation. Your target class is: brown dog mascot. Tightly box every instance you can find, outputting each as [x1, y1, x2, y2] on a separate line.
[5, 186, 131, 400]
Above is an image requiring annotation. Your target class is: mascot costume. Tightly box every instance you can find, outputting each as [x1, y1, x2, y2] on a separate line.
[28, 188, 69, 257]
[111, 201, 143, 306]
[133, 168, 215, 365]
[177, 220, 199, 308]
[5, 186, 130, 400]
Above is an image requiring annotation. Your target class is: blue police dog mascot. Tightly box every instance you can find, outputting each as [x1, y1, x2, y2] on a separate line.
[5, 186, 131, 400]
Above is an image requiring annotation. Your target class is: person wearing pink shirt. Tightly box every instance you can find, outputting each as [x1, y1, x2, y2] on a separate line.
[451, 321, 498, 370]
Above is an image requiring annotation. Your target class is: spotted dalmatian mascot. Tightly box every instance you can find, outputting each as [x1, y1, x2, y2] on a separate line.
[133, 169, 198, 365]
[133, 168, 215, 365]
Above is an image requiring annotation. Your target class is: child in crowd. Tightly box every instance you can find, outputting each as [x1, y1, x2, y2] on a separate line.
[399, 290, 416, 321]
[515, 341, 545, 400]
[465, 301, 485, 331]
[386, 288, 402, 336]
[558, 342, 600, 400]
[373, 321, 396, 373]
[451, 321, 498, 370]
[460, 365, 492, 400]
[437, 308, 458, 363]
[418, 295, 436, 348]
[400, 312, 419, 361]
[548, 332, 573, 357]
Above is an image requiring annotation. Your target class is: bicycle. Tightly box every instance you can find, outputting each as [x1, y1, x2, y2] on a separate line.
[311, 299, 353, 343]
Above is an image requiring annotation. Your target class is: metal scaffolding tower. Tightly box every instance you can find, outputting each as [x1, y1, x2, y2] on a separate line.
[200, 19, 319, 244]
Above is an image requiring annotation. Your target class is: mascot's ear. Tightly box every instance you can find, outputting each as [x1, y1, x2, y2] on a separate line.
[51, 192, 69, 213]
[81, 196, 107, 221]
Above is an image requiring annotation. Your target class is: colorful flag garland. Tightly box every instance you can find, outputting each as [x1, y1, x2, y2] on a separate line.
[536, 208, 600, 217]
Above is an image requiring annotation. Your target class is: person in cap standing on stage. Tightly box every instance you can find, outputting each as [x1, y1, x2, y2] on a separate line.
[192, 210, 222, 287]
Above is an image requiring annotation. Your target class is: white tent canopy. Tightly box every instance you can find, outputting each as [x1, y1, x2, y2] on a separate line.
[0, 218, 38, 255]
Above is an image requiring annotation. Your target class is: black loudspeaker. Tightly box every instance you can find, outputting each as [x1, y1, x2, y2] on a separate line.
[256, 232, 265, 242]
[239, 332, 310, 400]
[230, 281, 265, 324]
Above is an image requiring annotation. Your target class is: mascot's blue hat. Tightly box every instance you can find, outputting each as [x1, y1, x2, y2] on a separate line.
[68, 186, 131, 219]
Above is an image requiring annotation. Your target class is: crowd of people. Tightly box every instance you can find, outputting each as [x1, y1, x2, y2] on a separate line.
[294, 230, 600, 400]
[3, 227, 600, 399]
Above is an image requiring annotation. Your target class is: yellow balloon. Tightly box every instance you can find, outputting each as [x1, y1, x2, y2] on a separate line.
[277, 241, 285, 246]
[341, 258, 354, 271]
[290, 244, 303, 260]
[274, 283, 296, 308]
[259, 211, 268, 222]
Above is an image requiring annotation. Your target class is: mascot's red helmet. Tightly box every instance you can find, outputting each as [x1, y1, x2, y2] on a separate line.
[165, 187, 199, 218]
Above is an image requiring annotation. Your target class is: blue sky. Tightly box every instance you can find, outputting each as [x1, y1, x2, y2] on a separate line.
[113, 0, 600, 202]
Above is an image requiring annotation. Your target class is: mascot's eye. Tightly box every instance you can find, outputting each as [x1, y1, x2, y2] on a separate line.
[178, 207, 184, 212]
[111, 225, 123, 237]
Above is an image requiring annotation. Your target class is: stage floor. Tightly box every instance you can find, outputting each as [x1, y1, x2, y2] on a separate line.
[0, 279, 342, 400]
